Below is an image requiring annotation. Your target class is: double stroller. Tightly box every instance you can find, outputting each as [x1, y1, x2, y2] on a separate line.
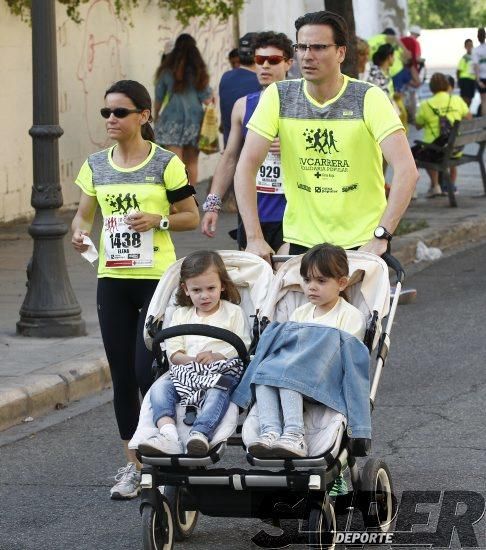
[131, 249, 405, 549]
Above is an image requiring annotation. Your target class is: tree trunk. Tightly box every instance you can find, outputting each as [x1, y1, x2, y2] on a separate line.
[324, 0, 358, 78]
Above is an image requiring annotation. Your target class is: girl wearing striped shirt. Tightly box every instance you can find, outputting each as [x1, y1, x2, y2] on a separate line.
[139, 250, 250, 457]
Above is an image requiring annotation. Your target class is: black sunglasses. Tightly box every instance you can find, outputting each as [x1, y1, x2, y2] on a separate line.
[100, 107, 142, 119]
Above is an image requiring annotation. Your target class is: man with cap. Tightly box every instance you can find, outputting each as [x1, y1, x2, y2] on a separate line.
[400, 25, 423, 122]
[401, 25, 422, 73]
[219, 33, 260, 146]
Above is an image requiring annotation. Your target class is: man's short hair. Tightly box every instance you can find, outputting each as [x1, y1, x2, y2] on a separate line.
[294, 10, 348, 47]
[238, 32, 258, 65]
[254, 31, 293, 60]
[478, 27, 485, 44]
[382, 27, 397, 36]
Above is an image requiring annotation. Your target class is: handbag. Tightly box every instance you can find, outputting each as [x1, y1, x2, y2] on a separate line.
[198, 104, 220, 155]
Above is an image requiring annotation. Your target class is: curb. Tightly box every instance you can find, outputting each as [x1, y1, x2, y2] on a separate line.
[1, 216, 486, 433]
[393, 217, 486, 268]
[0, 357, 111, 432]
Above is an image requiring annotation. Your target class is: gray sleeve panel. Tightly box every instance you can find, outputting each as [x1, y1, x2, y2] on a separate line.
[277, 79, 372, 121]
[89, 146, 176, 186]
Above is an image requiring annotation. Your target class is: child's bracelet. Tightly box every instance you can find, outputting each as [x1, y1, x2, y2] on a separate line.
[202, 193, 222, 213]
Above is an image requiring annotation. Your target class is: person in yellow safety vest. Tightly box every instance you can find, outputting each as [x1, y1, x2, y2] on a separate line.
[456, 38, 476, 107]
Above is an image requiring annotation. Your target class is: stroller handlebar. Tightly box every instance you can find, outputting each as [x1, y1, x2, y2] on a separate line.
[152, 324, 249, 363]
[381, 252, 405, 283]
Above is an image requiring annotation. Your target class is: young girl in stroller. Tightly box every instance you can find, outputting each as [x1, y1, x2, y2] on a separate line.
[138, 250, 250, 457]
[248, 243, 367, 459]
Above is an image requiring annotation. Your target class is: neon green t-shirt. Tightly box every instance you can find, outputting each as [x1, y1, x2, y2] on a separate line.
[415, 92, 469, 144]
[368, 34, 387, 59]
[246, 77, 404, 249]
[457, 54, 475, 80]
[75, 142, 191, 279]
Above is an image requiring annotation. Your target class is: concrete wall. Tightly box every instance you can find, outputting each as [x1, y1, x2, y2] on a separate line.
[0, 0, 233, 223]
[419, 28, 478, 71]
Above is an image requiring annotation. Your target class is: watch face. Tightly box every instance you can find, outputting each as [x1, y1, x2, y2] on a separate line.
[375, 227, 385, 238]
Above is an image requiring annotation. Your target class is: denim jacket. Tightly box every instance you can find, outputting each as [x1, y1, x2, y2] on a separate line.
[231, 322, 371, 439]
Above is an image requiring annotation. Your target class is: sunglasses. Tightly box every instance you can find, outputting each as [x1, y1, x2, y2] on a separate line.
[100, 107, 142, 119]
[254, 54, 287, 65]
[292, 43, 338, 53]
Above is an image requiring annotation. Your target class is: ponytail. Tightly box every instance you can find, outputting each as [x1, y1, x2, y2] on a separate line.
[142, 122, 155, 142]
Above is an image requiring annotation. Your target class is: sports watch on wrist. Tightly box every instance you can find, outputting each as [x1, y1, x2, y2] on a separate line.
[159, 216, 170, 230]
[374, 226, 393, 241]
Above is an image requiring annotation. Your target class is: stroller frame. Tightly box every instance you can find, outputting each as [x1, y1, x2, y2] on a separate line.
[138, 252, 405, 549]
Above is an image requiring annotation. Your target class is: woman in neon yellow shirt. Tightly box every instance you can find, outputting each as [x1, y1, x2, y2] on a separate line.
[415, 72, 471, 197]
[71, 80, 199, 500]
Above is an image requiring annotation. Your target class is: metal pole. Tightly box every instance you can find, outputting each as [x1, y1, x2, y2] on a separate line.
[17, 0, 85, 337]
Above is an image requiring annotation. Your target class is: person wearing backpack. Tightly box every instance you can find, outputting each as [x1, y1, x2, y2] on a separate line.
[415, 72, 471, 198]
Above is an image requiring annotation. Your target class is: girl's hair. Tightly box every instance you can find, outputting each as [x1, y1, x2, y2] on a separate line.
[300, 243, 350, 300]
[372, 43, 394, 67]
[154, 33, 209, 93]
[104, 80, 155, 141]
[175, 250, 241, 307]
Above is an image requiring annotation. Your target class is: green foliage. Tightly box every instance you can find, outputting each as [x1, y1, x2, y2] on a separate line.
[408, 0, 486, 29]
[4, 0, 242, 25]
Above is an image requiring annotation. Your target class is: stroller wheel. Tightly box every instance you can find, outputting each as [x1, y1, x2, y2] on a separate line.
[307, 497, 336, 549]
[360, 458, 397, 531]
[141, 497, 174, 550]
[162, 486, 199, 540]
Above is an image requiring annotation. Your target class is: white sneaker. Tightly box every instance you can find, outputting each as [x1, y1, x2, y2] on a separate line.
[272, 432, 308, 458]
[426, 184, 442, 198]
[110, 462, 141, 500]
[138, 432, 184, 456]
[247, 431, 280, 458]
[186, 431, 209, 456]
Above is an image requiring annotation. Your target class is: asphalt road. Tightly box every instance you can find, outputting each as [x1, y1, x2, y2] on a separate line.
[1, 242, 486, 550]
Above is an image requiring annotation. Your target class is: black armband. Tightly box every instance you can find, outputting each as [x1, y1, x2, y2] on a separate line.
[166, 184, 196, 204]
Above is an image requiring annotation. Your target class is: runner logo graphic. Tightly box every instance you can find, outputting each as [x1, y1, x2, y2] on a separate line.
[105, 192, 141, 214]
[303, 128, 339, 155]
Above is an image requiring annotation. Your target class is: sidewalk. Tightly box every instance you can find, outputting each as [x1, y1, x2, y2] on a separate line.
[1, 161, 486, 432]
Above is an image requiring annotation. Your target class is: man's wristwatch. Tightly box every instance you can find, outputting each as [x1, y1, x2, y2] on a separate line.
[374, 226, 393, 241]
[159, 216, 170, 230]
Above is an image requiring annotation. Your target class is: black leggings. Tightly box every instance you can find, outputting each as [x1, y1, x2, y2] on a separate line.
[97, 278, 158, 440]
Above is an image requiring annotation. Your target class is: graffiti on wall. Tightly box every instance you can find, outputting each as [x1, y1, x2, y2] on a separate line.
[75, 0, 127, 148]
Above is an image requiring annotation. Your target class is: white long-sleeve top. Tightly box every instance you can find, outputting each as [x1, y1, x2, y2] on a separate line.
[290, 297, 366, 339]
[166, 299, 250, 361]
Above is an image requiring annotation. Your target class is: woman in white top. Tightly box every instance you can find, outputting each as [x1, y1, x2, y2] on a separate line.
[139, 251, 250, 457]
[249, 244, 366, 460]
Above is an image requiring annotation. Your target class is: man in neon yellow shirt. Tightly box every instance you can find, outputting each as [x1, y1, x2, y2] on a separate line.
[457, 38, 476, 107]
[234, 10, 418, 261]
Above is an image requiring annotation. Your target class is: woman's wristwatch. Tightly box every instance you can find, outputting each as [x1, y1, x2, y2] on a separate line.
[374, 226, 392, 241]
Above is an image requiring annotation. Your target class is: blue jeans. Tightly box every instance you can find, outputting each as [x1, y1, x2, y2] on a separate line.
[255, 384, 304, 435]
[150, 376, 239, 441]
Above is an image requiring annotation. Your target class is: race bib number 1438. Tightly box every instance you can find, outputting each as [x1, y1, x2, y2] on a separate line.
[103, 215, 154, 268]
